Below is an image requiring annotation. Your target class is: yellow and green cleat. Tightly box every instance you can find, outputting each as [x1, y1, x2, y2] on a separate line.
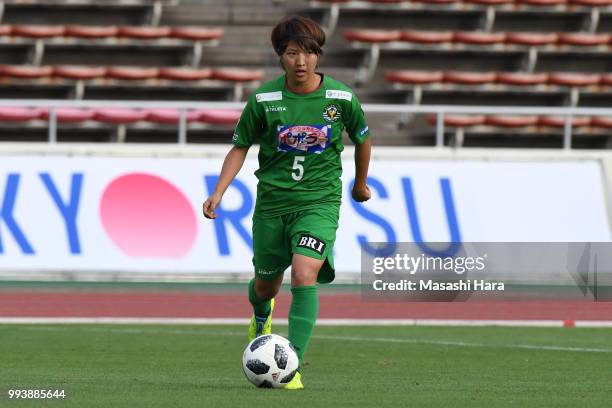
[248, 298, 275, 341]
[284, 371, 304, 390]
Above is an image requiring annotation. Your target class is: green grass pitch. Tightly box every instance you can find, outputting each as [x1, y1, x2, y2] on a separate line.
[1, 324, 610, 407]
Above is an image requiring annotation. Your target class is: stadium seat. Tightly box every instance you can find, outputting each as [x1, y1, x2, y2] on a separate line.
[557, 32, 610, 47]
[117, 26, 172, 39]
[590, 116, 612, 129]
[40, 108, 95, 123]
[11, 25, 65, 38]
[93, 108, 148, 124]
[484, 115, 539, 127]
[444, 71, 497, 85]
[547, 72, 601, 87]
[52, 65, 107, 80]
[211, 68, 264, 82]
[427, 114, 486, 147]
[343, 29, 401, 43]
[601, 74, 612, 86]
[385, 70, 444, 84]
[568, 0, 612, 5]
[1, 65, 53, 79]
[516, 0, 567, 6]
[495, 72, 549, 85]
[146, 109, 201, 124]
[453, 31, 507, 45]
[106, 66, 160, 80]
[400, 30, 453, 45]
[158, 67, 213, 81]
[505, 32, 559, 46]
[197, 109, 241, 125]
[0, 25, 12, 36]
[538, 116, 591, 127]
[170, 27, 224, 41]
[65, 25, 119, 39]
[0, 107, 43, 121]
[463, 0, 515, 5]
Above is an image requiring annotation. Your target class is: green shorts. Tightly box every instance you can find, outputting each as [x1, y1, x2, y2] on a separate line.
[252, 205, 340, 284]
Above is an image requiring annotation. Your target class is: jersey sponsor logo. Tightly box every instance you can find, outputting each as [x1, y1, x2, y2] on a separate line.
[322, 104, 341, 123]
[277, 125, 330, 154]
[265, 105, 287, 112]
[297, 234, 326, 255]
[326, 89, 352, 101]
[256, 91, 283, 102]
[359, 125, 369, 136]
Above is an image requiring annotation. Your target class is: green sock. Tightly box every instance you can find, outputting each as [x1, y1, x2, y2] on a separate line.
[288, 285, 319, 365]
[248, 279, 271, 317]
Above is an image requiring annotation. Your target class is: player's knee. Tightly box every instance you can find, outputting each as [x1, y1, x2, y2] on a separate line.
[254, 282, 279, 300]
[291, 268, 318, 287]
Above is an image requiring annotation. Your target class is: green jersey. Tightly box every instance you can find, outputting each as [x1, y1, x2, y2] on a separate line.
[233, 74, 370, 217]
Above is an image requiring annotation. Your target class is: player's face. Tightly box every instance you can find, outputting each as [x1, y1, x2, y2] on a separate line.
[281, 41, 319, 88]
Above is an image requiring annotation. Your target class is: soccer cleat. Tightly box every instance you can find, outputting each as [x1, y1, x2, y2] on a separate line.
[284, 371, 303, 390]
[248, 298, 275, 341]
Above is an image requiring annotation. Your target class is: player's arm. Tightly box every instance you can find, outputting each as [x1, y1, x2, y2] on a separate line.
[352, 137, 371, 202]
[202, 145, 249, 219]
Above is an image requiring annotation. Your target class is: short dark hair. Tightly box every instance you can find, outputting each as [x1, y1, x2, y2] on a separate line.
[271, 15, 325, 56]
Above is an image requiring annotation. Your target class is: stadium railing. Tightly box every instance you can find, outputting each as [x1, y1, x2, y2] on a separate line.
[0, 99, 609, 149]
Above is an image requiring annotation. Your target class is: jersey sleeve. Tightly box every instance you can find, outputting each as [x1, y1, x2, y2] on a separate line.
[232, 95, 262, 147]
[344, 93, 370, 145]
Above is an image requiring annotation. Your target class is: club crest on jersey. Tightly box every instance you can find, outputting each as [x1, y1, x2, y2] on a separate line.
[322, 104, 341, 123]
[277, 124, 330, 153]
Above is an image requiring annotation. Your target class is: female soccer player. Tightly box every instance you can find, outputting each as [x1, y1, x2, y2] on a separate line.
[203, 15, 371, 389]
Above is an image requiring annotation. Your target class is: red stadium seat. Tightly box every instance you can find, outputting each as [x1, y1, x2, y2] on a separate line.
[453, 31, 506, 45]
[106, 66, 159, 80]
[65, 25, 119, 39]
[484, 115, 539, 127]
[0, 25, 12, 36]
[495, 72, 549, 85]
[197, 109, 241, 125]
[343, 29, 401, 43]
[464, 0, 515, 4]
[0, 107, 43, 121]
[568, 0, 612, 5]
[211, 68, 264, 82]
[94, 108, 148, 124]
[385, 70, 444, 84]
[590, 116, 612, 129]
[400, 30, 453, 44]
[1, 65, 53, 79]
[412, 0, 460, 4]
[506, 32, 559, 46]
[557, 32, 610, 47]
[517, 0, 567, 5]
[538, 116, 591, 127]
[601, 74, 612, 86]
[11, 25, 65, 38]
[548, 72, 601, 87]
[40, 108, 95, 123]
[443, 71, 497, 85]
[427, 114, 486, 127]
[158, 67, 213, 81]
[118, 26, 172, 39]
[146, 109, 201, 124]
[365, 0, 406, 3]
[53, 65, 107, 80]
[170, 27, 224, 41]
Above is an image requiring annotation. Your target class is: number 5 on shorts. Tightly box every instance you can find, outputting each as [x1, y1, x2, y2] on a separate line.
[292, 156, 305, 181]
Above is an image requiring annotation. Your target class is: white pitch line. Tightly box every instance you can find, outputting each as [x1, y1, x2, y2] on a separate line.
[1, 317, 612, 327]
[5, 322, 612, 354]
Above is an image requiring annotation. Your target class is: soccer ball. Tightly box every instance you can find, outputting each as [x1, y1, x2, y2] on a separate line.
[242, 334, 299, 388]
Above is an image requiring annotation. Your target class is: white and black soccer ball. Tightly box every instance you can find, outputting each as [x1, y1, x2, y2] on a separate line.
[242, 334, 299, 388]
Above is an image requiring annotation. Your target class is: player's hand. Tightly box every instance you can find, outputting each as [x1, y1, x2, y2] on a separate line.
[352, 183, 371, 203]
[202, 193, 222, 219]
